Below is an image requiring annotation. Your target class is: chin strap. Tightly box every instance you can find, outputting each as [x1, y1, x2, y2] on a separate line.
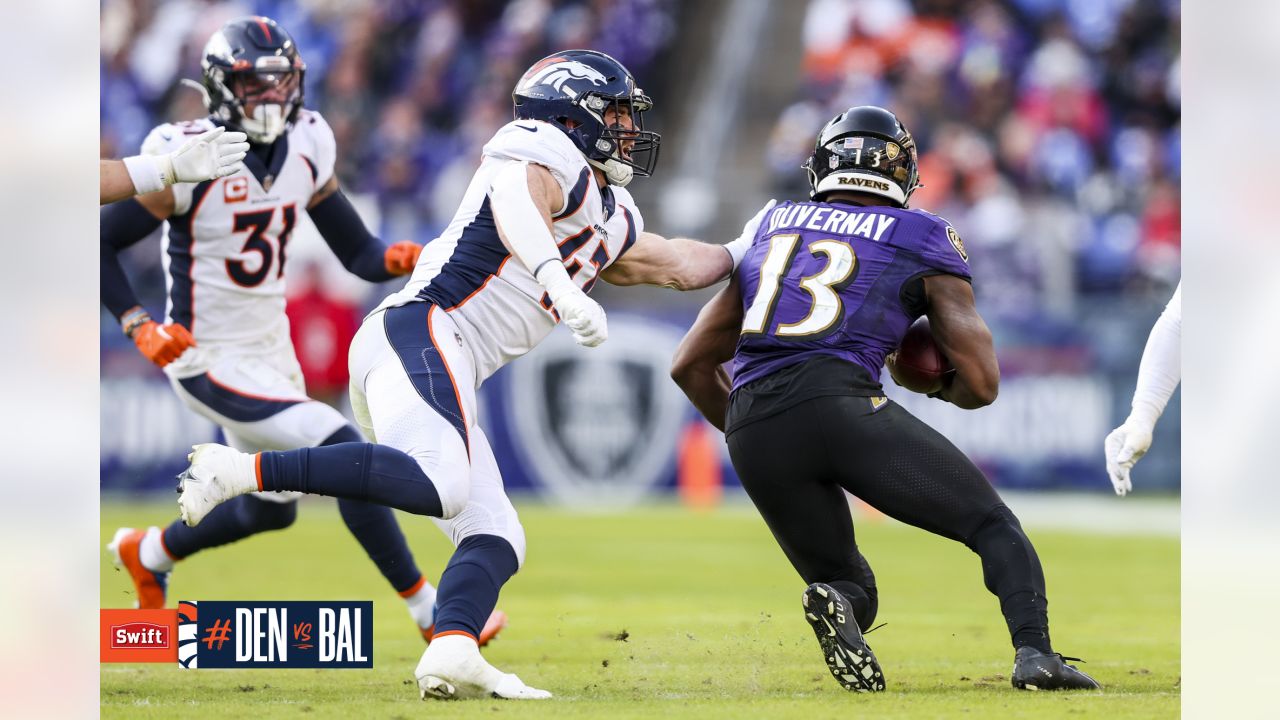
[587, 157, 632, 187]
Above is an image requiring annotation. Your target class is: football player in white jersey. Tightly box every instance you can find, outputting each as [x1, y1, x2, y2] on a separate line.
[176, 49, 770, 700]
[1104, 281, 1181, 495]
[101, 16, 506, 646]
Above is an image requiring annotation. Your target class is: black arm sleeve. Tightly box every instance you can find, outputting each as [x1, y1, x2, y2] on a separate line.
[308, 189, 393, 283]
[101, 199, 164, 321]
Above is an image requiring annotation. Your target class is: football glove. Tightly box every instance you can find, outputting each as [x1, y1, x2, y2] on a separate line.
[722, 199, 777, 270]
[166, 126, 250, 184]
[384, 241, 423, 276]
[537, 262, 608, 348]
[133, 321, 196, 368]
[1103, 420, 1153, 496]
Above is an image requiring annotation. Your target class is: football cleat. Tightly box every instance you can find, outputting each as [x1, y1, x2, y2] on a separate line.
[415, 634, 551, 700]
[422, 609, 509, 648]
[176, 443, 257, 527]
[1011, 646, 1102, 690]
[802, 582, 886, 692]
[108, 527, 169, 609]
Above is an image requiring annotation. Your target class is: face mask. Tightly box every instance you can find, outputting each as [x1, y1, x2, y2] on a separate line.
[240, 104, 286, 144]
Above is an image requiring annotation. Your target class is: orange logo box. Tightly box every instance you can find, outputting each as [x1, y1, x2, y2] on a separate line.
[101, 609, 178, 663]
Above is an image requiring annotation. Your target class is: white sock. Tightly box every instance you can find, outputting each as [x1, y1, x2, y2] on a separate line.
[404, 580, 438, 629]
[138, 526, 175, 573]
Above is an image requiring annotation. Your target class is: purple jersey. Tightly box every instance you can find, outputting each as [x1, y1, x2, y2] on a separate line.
[731, 201, 971, 391]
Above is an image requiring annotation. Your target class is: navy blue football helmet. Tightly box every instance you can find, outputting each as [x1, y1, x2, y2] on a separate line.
[805, 106, 921, 207]
[197, 16, 305, 144]
[512, 49, 660, 187]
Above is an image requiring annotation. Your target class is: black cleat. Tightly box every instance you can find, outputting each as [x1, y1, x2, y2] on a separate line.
[802, 583, 885, 692]
[1011, 646, 1101, 690]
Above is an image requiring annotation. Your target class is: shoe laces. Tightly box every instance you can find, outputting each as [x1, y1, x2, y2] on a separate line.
[864, 622, 887, 635]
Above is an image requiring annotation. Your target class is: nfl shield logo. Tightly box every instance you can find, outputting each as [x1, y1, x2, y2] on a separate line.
[505, 316, 689, 507]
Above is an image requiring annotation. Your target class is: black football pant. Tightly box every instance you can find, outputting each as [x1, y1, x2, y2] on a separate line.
[726, 396, 1052, 653]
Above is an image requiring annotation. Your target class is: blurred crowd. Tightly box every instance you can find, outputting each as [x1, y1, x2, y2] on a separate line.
[100, 0, 675, 244]
[100, 0, 1179, 347]
[768, 0, 1180, 318]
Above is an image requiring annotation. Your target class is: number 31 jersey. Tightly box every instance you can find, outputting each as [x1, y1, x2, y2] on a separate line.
[731, 201, 971, 391]
[140, 110, 336, 352]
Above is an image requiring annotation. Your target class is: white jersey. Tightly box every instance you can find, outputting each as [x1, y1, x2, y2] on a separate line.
[376, 119, 644, 386]
[142, 110, 337, 356]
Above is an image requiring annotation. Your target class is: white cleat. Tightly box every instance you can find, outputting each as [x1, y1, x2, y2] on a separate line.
[415, 634, 551, 700]
[176, 443, 258, 527]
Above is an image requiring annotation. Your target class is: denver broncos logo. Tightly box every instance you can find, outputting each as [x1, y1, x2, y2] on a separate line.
[518, 59, 608, 98]
[178, 600, 200, 669]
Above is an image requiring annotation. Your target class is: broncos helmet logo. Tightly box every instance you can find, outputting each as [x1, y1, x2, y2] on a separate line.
[517, 59, 609, 99]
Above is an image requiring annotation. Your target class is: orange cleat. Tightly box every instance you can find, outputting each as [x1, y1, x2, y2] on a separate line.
[422, 609, 509, 648]
[107, 527, 169, 609]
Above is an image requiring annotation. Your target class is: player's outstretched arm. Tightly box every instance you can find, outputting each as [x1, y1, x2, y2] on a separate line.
[308, 176, 423, 281]
[1104, 282, 1181, 496]
[100, 159, 140, 205]
[670, 275, 745, 432]
[101, 127, 249, 205]
[602, 200, 776, 291]
[923, 274, 1000, 409]
[101, 189, 194, 367]
[490, 161, 608, 348]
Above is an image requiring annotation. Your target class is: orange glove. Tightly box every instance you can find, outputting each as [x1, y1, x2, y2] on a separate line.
[384, 241, 423, 276]
[133, 321, 196, 367]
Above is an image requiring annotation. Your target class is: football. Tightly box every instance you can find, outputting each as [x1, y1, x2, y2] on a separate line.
[886, 317, 953, 394]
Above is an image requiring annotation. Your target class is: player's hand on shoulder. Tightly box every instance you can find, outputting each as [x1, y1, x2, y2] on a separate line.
[168, 126, 250, 184]
[132, 320, 196, 368]
[1103, 420, 1153, 497]
[384, 241, 423, 276]
[723, 199, 777, 270]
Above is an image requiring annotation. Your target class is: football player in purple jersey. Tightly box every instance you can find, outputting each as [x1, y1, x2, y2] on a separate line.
[671, 106, 1100, 692]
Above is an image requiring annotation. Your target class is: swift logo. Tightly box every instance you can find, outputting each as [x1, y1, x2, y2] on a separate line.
[111, 622, 170, 649]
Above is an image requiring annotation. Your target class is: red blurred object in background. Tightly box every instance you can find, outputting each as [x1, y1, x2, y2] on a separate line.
[286, 266, 360, 399]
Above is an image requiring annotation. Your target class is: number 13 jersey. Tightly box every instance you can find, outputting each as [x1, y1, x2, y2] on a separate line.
[140, 110, 337, 354]
[732, 201, 972, 391]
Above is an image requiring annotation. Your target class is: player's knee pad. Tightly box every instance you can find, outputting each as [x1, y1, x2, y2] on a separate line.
[238, 494, 298, 531]
[439, 503, 527, 569]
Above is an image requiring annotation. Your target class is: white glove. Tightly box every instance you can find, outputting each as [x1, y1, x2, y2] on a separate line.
[722, 199, 778, 270]
[163, 126, 250, 184]
[1103, 420, 1153, 496]
[537, 262, 608, 348]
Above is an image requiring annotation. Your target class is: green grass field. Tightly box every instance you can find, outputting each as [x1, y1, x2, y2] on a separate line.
[101, 497, 1179, 719]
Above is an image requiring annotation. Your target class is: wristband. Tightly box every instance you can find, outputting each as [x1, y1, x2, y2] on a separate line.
[122, 155, 171, 194]
[121, 308, 153, 339]
[722, 236, 750, 270]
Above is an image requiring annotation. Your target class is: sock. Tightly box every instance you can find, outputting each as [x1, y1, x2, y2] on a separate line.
[401, 577, 438, 630]
[257, 442, 443, 517]
[319, 424, 431, 597]
[432, 534, 519, 638]
[827, 579, 879, 630]
[139, 527, 175, 573]
[966, 504, 1053, 653]
[159, 494, 297, 561]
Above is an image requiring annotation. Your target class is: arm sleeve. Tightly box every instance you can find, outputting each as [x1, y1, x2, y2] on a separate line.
[1127, 282, 1182, 429]
[101, 199, 164, 320]
[308, 188, 393, 283]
